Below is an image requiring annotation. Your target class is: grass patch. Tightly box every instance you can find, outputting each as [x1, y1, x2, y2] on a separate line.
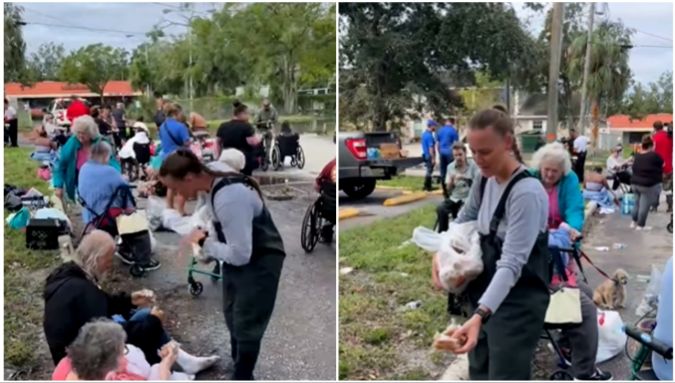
[339, 205, 452, 380]
[378, 175, 426, 191]
[4, 147, 60, 372]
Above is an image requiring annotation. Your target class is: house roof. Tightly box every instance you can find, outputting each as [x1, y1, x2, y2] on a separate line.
[607, 113, 673, 131]
[4, 80, 141, 99]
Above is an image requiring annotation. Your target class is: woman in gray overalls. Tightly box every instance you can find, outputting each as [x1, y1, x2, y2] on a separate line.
[159, 149, 285, 380]
[432, 108, 551, 380]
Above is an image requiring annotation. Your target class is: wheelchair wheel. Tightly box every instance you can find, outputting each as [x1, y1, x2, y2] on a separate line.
[549, 370, 573, 380]
[272, 145, 282, 171]
[189, 281, 203, 297]
[301, 200, 322, 253]
[296, 146, 305, 169]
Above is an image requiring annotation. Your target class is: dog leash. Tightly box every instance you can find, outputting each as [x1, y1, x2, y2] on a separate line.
[579, 250, 615, 281]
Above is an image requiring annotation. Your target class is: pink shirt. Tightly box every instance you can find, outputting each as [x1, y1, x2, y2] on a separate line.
[76, 147, 89, 171]
[546, 186, 562, 230]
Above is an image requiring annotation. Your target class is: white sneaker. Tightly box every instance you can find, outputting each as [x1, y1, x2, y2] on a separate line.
[630, 221, 636, 229]
[636, 226, 652, 231]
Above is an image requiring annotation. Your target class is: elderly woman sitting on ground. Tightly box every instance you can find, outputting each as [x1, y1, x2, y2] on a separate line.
[530, 142, 612, 381]
[52, 319, 184, 381]
[43, 230, 219, 376]
[53, 115, 120, 201]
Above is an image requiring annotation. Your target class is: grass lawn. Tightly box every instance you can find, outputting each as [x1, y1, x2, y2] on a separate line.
[378, 175, 426, 192]
[339, 205, 454, 380]
[4, 147, 60, 372]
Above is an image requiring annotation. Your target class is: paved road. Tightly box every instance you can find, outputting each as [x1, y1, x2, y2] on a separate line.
[339, 188, 443, 230]
[578, 197, 671, 380]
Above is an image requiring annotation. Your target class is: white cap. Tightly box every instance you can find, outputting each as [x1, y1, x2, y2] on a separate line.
[218, 149, 246, 171]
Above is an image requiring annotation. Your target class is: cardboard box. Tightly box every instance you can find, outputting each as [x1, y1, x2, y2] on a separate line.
[379, 143, 400, 159]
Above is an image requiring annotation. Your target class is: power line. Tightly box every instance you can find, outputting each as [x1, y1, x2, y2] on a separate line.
[22, 20, 147, 36]
[634, 29, 673, 43]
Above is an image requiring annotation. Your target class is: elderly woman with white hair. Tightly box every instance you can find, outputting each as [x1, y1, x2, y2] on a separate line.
[53, 115, 120, 201]
[530, 142, 612, 380]
[44, 230, 219, 376]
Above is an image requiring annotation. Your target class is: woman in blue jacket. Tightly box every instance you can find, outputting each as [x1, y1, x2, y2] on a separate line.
[531, 142, 611, 380]
[53, 115, 120, 201]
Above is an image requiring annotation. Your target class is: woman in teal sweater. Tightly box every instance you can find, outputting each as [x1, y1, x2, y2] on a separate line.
[53, 115, 120, 201]
[530, 142, 585, 234]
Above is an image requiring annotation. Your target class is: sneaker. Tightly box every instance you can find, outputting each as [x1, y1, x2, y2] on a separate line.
[630, 221, 637, 229]
[575, 370, 613, 381]
[636, 226, 653, 231]
[115, 250, 136, 265]
[139, 258, 161, 271]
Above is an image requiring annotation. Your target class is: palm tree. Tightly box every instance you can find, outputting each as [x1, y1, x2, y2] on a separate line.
[567, 21, 632, 148]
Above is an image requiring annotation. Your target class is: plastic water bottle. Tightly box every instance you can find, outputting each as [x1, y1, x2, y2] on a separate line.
[622, 194, 635, 215]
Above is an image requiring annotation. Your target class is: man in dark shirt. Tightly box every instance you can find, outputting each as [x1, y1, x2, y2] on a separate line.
[153, 93, 166, 129]
[112, 102, 127, 139]
[216, 103, 260, 175]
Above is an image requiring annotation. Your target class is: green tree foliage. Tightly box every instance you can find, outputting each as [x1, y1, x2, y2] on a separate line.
[128, 3, 335, 114]
[4, 3, 28, 84]
[59, 44, 129, 102]
[567, 21, 632, 141]
[339, 3, 539, 130]
[621, 71, 673, 119]
[26, 42, 66, 81]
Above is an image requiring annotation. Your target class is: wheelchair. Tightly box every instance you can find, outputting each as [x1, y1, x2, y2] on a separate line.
[301, 183, 335, 253]
[271, 133, 305, 171]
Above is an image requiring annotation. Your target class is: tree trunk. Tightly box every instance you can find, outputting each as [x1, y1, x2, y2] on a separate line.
[591, 98, 600, 149]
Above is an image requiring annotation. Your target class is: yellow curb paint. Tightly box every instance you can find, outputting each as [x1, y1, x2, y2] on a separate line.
[383, 192, 428, 206]
[339, 208, 361, 220]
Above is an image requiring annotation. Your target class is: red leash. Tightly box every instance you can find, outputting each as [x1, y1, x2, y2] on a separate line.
[579, 250, 615, 281]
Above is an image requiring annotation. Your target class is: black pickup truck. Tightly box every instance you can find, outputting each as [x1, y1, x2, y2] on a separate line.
[338, 131, 423, 199]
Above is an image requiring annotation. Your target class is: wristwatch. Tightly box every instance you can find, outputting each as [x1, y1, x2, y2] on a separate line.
[473, 306, 491, 324]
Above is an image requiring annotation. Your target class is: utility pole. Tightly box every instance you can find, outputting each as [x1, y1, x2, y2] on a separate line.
[578, 2, 595, 137]
[546, 2, 565, 143]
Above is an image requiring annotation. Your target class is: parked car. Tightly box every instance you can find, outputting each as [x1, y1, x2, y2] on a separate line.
[47, 98, 72, 127]
[339, 131, 423, 199]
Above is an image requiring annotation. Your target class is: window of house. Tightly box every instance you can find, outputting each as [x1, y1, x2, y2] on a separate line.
[532, 120, 543, 132]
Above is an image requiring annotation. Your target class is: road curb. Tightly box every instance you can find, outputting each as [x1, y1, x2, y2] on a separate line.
[339, 207, 361, 220]
[383, 192, 428, 206]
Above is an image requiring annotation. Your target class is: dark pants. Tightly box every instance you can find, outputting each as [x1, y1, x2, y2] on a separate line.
[7, 118, 18, 147]
[632, 183, 662, 227]
[611, 170, 631, 190]
[561, 282, 599, 378]
[439, 154, 453, 197]
[436, 199, 463, 232]
[223, 255, 283, 380]
[574, 152, 587, 183]
[423, 155, 435, 191]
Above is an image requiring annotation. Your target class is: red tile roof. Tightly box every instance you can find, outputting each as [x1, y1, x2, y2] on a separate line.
[4, 80, 141, 98]
[608, 113, 673, 130]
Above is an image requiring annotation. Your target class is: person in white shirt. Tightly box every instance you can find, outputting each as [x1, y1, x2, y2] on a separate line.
[606, 144, 633, 190]
[570, 129, 589, 183]
[4, 98, 18, 147]
[119, 120, 152, 181]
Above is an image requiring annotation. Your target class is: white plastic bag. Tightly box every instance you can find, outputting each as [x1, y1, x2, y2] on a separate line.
[596, 310, 627, 363]
[635, 265, 662, 317]
[412, 221, 483, 294]
[146, 196, 165, 232]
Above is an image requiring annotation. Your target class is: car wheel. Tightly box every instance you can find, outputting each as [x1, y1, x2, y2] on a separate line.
[342, 179, 376, 199]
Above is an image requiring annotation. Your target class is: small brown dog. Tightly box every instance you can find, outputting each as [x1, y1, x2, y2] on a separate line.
[593, 269, 629, 309]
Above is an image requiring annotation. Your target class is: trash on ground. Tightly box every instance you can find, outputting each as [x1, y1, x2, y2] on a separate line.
[612, 243, 627, 250]
[594, 246, 610, 252]
[340, 267, 354, 275]
[402, 300, 422, 310]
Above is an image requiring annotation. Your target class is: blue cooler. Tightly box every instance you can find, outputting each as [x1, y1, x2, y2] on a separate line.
[622, 193, 635, 215]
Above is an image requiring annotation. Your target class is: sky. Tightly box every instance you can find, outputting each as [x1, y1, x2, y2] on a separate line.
[514, 2, 673, 86]
[17, 2, 673, 86]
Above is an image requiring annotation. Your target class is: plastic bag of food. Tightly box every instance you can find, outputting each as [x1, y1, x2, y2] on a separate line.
[635, 264, 662, 317]
[412, 221, 483, 294]
[596, 310, 627, 363]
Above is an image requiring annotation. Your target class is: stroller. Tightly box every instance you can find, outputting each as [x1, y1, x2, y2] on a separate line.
[79, 184, 155, 277]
